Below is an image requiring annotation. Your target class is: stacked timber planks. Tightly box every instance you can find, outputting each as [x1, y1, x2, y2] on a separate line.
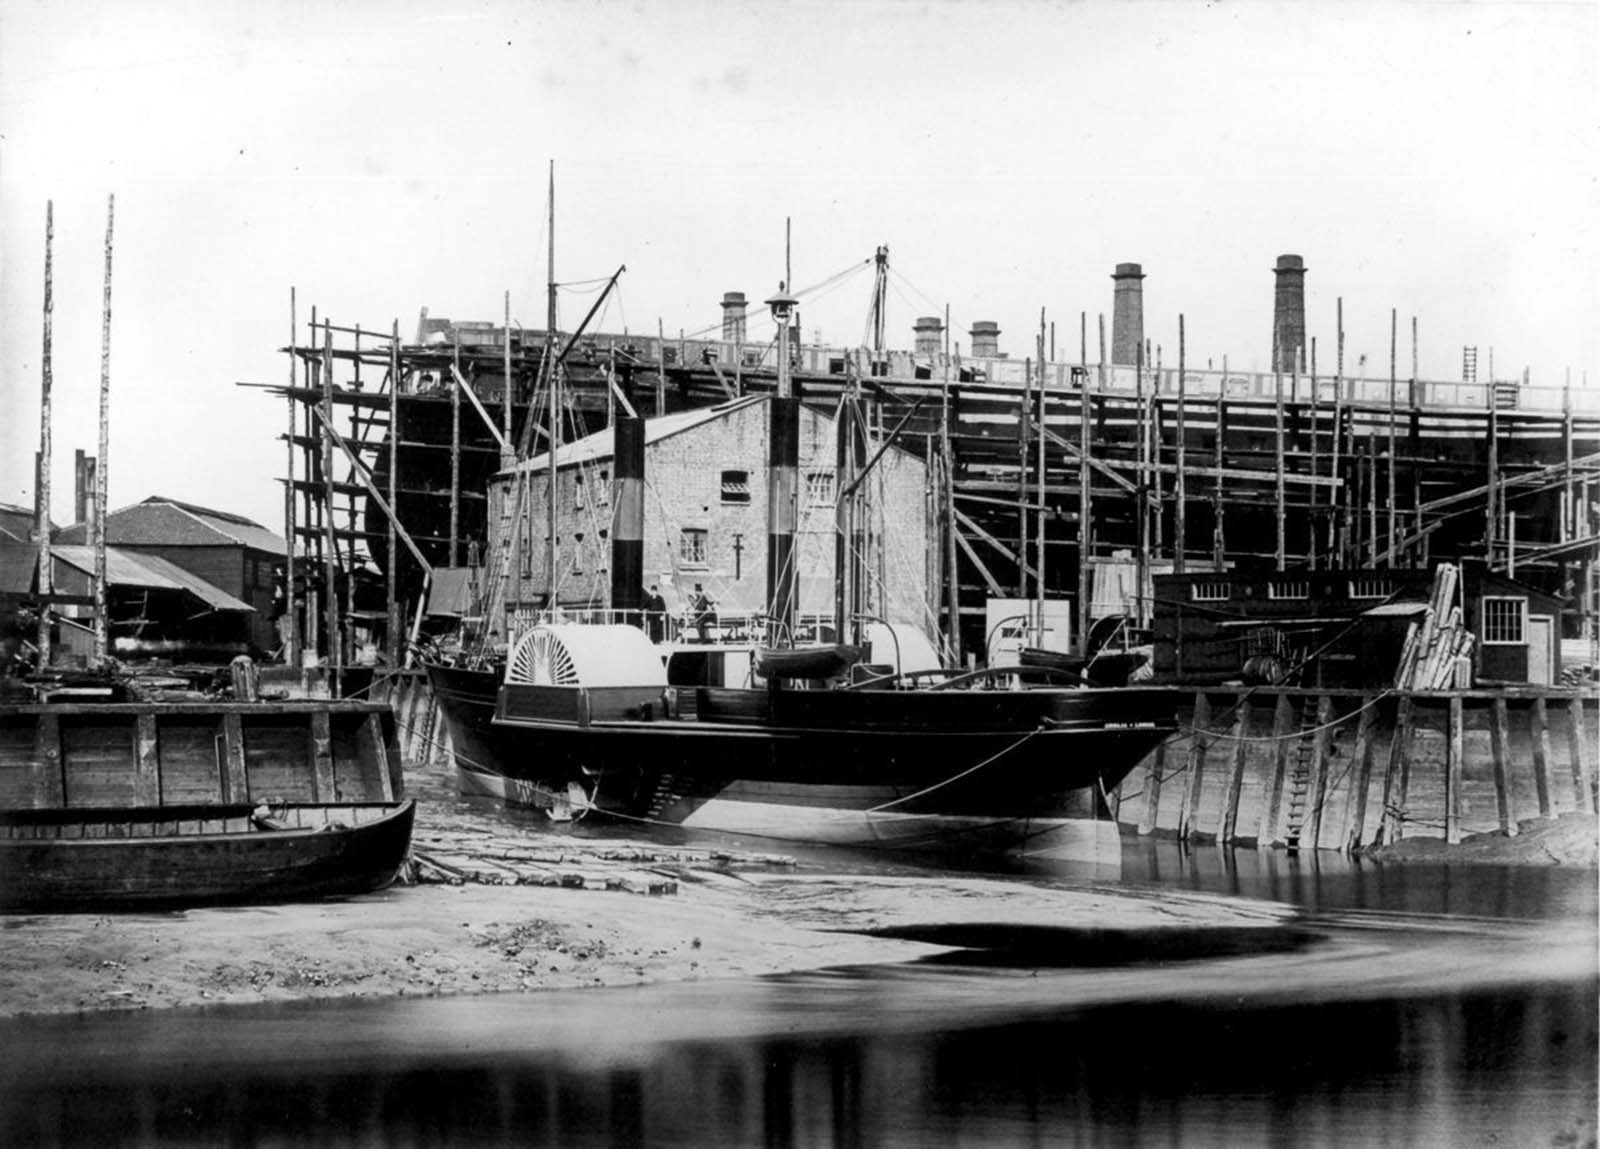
[1394, 564, 1475, 690]
[410, 825, 795, 897]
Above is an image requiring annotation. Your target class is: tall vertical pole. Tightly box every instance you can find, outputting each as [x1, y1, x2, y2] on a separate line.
[1034, 314, 1046, 643]
[546, 161, 559, 611]
[285, 288, 300, 667]
[305, 306, 319, 666]
[450, 339, 462, 567]
[502, 290, 515, 468]
[386, 320, 401, 664]
[321, 318, 340, 696]
[1016, 357, 1030, 598]
[1411, 315, 1422, 566]
[1077, 316, 1096, 655]
[1335, 297, 1349, 562]
[1214, 354, 1227, 567]
[942, 303, 961, 665]
[35, 201, 54, 667]
[1175, 315, 1187, 576]
[1387, 308, 1398, 566]
[1309, 337, 1319, 570]
[1274, 335, 1286, 568]
[1135, 338, 1148, 624]
[93, 194, 114, 667]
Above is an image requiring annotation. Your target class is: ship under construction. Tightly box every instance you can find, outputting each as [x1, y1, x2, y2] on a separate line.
[266, 249, 1600, 682]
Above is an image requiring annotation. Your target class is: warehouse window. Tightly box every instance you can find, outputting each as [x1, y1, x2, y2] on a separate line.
[1481, 597, 1526, 645]
[679, 528, 708, 568]
[721, 470, 751, 505]
[805, 470, 835, 506]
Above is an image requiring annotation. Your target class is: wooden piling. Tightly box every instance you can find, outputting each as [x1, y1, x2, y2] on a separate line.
[1304, 694, 1335, 848]
[1530, 698, 1555, 818]
[1177, 693, 1212, 840]
[1137, 742, 1166, 837]
[1258, 693, 1295, 845]
[1445, 694, 1464, 845]
[1219, 698, 1252, 844]
[1565, 697, 1595, 814]
[1341, 696, 1378, 853]
[1489, 696, 1516, 836]
[1379, 694, 1415, 844]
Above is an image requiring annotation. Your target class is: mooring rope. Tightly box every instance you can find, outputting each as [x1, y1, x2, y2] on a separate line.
[863, 725, 1047, 815]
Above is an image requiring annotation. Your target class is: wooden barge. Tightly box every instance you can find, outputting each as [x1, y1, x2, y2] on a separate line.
[0, 700, 411, 910]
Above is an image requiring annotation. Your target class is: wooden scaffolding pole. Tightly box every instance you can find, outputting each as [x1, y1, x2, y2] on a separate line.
[387, 320, 401, 664]
[93, 194, 114, 667]
[321, 318, 340, 696]
[35, 201, 54, 667]
[1308, 337, 1319, 570]
[1274, 337, 1286, 568]
[1387, 308, 1398, 567]
[450, 339, 462, 567]
[285, 288, 300, 667]
[1175, 315, 1186, 575]
[1214, 354, 1227, 567]
[942, 303, 961, 665]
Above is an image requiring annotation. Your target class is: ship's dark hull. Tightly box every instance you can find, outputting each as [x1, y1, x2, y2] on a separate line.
[426, 662, 1175, 857]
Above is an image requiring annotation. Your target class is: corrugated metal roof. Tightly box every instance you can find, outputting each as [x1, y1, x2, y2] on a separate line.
[51, 545, 255, 612]
[509, 395, 767, 475]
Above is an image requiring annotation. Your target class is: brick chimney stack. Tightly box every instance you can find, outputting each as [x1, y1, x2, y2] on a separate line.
[721, 292, 748, 343]
[1272, 255, 1307, 373]
[913, 316, 944, 356]
[970, 321, 1000, 359]
[1111, 263, 1145, 367]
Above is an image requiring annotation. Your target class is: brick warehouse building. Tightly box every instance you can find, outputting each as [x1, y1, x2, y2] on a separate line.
[488, 395, 932, 637]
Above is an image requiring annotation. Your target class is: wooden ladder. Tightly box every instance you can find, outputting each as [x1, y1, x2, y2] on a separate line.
[1282, 702, 1321, 848]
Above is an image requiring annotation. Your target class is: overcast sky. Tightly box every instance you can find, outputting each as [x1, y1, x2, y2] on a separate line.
[2, 0, 1595, 535]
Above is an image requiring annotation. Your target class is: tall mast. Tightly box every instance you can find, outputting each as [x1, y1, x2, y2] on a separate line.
[94, 194, 114, 666]
[545, 161, 558, 612]
[766, 278, 800, 644]
[36, 201, 54, 667]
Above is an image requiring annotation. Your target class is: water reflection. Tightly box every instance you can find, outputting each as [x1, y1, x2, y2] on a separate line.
[2, 982, 1593, 1146]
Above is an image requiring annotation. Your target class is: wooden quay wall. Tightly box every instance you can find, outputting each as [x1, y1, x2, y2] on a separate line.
[1113, 685, 1598, 851]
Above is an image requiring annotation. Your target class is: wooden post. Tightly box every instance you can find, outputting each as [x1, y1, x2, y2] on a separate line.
[93, 194, 114, 667]
[1387, 308, 1398, 565]
[309, 709, 336, 801]
[135, 711, 160, 806]
[321, 318, 340, 696]
[1016, 359, 1029, 598]
[1175, 315, 1187, 575]
[285, 288, 300, 668]
[1489, 696, 1516, 836]
[221, 712, 249, 803]
[1214, 355, 1227, 566]
[1077, 318, 1095, 655]
[1341, 696, 1378, 853]
[33, 711, 64, 807]
[1274, 342, 1286, 568]
[942, 304, 962, 664]
[1308, 337, 1319, 570]
[1259, 693, 1295, 844]
[450, 340, 462, 568]
[1219, 698, 1252, 845]
[1137, 742, 1167, 836]
[1379, 694, 1415, 844]
[1568, 697, 1595, 814]
[1530, 697, 1554, 818]
[387, 320, 401, 664]
[1445, 693, 1464, 845]
[1178, 692, 1211, 841]
[35, 201, 54, 667]
[1305, 693, 1335, 848]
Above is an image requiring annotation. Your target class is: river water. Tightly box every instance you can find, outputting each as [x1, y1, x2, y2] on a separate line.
[2, 837, 1595, 1147]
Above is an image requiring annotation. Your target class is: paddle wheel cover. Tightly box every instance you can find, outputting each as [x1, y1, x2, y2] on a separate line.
[504, 624, 667, 687]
